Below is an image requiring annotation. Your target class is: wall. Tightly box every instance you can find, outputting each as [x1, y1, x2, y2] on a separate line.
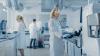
[6, 2, 41, 32]
[66, 9, 81, 31]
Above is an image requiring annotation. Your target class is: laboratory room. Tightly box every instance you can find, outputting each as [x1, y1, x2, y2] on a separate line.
[0, 0, 100, 56]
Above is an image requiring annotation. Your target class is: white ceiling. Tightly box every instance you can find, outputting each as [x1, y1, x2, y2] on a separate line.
[63, 0, 87, 10]
[22, 0, 100, 11]
[22, 0, 41, 9]
[2, 0, 100, 11]
[63, 0, 100, 10]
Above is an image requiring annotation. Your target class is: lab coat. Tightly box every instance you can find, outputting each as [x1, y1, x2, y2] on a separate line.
[48, 18, 65, 56]
[17, 22, 26, 49]
[29, 23, 38, 39]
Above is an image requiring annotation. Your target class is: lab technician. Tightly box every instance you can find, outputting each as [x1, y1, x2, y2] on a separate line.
[16, 15, 26, 56]
[29, 19, 38, 49]
[48, 5, 65, 56]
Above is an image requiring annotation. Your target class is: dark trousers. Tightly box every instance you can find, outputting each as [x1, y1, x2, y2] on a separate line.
[38, 39, 44, 48]
[30, 38, 37, 48]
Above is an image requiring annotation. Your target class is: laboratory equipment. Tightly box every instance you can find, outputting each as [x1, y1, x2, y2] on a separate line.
[83, 3, 100, 56]
[87, 14, 100, 38]
[63, 27, 82, 56]
[0, 20, 7, 34]
[59, 15, 67, 29]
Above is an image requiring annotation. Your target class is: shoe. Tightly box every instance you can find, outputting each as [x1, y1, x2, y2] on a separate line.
[27, 46, 32, 48]
[33, 47, 37, 49]
[33, 46, 38, 49]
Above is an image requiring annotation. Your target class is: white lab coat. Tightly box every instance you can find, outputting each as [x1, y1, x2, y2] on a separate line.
[17, 22, 26, 49]
[29, 23, 38, 39]
[48, 18, 65, 56]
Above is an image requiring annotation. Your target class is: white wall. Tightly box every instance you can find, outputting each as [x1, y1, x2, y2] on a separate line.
[7, 8, 23, 32]
[66, 9, 81, 31]
[7, 2, 41, 32]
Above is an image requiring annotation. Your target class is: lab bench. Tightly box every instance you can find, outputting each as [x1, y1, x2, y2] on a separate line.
[0, 31, 30, 56]
[0, 34, 17, 56]
[63, 31, 82, 56]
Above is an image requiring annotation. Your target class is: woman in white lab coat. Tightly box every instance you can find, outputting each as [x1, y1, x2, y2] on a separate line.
[48, 5, 65, 56]
[16, 15, 26, 56]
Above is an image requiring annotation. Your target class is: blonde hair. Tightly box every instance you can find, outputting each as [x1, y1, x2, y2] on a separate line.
[50, 7, 60, 18]
[16, 15, 23, 22]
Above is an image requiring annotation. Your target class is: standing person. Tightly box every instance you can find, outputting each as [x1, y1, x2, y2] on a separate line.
[48, 5, 65, 56]
[16, 15, 26, 56]
[29, 19, 38, 49]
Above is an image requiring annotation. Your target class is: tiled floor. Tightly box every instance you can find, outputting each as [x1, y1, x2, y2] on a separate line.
[18, 48, 50, 56]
